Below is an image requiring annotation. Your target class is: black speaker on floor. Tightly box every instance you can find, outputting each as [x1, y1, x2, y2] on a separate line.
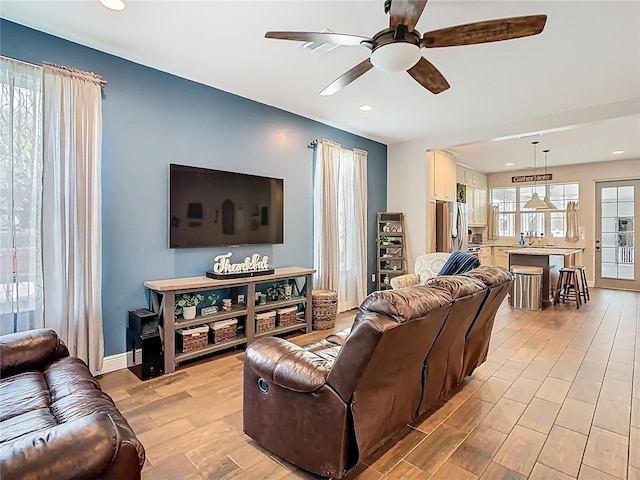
[127, 308, 164, 380]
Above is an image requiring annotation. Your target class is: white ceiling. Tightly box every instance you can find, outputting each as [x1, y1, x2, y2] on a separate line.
[2, 0, 640, 171]
[452, 114, 640, 173]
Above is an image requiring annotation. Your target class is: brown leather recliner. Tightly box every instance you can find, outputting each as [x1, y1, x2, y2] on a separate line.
[461, 266, 516, 380]
[243, 266, 513, 479]
[0, 329, 145, 480]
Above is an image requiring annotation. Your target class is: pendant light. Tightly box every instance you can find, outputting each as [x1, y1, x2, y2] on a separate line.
[536, 149, 558, 210]
[524, 141, 547, 209]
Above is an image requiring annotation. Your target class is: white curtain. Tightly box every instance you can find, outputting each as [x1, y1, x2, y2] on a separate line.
[313, 140, 368, 312]
[313, 140, 340, 291]
[0, 57, 44, 334]
[487, 204, 499, 240]
[42, 64, 104, 372]
[565, 201, 579, 242]
[338, 148, 367, 311]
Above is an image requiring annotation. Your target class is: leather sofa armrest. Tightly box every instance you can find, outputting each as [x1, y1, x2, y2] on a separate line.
[246, 337, 331, 393]
[390, 273, 420, 290]
[0, 329, 69, 378]
[0, 413, 119, 480]
[326, 327, 351, 345]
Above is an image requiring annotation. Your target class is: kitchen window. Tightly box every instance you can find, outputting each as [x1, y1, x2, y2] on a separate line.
[490, 187, 516, 237]
[490, 183, 579, 239]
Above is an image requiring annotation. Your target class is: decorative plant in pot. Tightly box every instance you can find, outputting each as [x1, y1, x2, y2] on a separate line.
[265, 283, 286, 301]
[175, 293, 216, 320]
[380, 235, 390, 246]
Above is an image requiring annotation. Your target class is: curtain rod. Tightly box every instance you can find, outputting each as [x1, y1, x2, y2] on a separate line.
[44, 62, 107, 86]
[1, 54, 107, 87]
[308, 139, 342, 149]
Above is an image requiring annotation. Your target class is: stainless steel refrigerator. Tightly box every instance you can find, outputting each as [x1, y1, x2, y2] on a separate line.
[435, 201, 468, 252]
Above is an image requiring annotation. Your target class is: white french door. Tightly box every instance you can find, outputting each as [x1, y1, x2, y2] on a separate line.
[595, 179, 640, 291]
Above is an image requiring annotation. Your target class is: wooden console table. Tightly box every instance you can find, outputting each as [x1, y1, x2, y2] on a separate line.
[144, 267, 315, 374]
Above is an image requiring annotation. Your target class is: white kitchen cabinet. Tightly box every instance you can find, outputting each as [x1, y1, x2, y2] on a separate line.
[456, 165, 488, 189]
[475, 171, 488, 189]
[428, 150, 456, 201]
[468, 186, 488, 226]
[480, 247, 492, 266]
[493, 246, 510, 269]
[457, 165, 468, 185]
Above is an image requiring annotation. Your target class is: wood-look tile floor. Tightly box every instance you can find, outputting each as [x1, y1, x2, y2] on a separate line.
[99, 288, 640, 480]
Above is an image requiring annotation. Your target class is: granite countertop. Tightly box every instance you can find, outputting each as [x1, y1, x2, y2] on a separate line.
[506, 248, 583, 256]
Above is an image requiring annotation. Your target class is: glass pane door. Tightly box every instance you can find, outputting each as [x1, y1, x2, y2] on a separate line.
[595, 180, 640, 290]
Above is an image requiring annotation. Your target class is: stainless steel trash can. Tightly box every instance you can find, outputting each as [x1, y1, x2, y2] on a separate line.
[511, 265, 543, 310]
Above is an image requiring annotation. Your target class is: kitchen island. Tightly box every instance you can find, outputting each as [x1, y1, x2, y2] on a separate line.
[506, 248, 583, 307]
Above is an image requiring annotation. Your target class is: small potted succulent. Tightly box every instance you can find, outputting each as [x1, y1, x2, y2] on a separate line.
[265, 283, 286, 301]
[380, 235, 390, 246]
[175, 292, 216, 320]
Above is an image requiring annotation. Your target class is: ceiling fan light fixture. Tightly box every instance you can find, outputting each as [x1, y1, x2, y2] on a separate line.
[99, 0, 126, 10]
[370, 42, 421, 73]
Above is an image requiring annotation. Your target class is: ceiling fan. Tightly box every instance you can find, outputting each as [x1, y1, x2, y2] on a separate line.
[265, 0, 547, 95]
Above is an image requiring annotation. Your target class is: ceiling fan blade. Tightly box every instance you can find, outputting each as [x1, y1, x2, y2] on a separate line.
[320, 59, 374, 96]
[389, 0, 428, 31]
[407, 57, 450, 94]
[265, 31, 372, 48]
[422, 15, 547, 48]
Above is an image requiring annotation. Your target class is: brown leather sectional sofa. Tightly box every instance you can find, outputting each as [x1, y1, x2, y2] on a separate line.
[243, 265, 513, 479]
[0, 329, 145, 480]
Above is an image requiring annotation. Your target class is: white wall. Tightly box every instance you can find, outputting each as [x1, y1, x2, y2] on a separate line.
[488, 158, 640, 282]
[387, 140, 429, 269]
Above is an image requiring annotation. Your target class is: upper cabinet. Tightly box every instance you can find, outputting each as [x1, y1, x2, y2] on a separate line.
[457, 165, 488, 189]
[468, 186, 488, 226]
[428, 150, 456, 201]
[457, 165, 488, 226]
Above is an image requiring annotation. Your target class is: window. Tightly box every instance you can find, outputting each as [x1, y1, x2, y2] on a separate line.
[549, 183, 579, 238]
[490, 183, 579, 239]
[491, 187, 516, 237]
[313, 142, 367, 313]
[0, 57, 43, 334]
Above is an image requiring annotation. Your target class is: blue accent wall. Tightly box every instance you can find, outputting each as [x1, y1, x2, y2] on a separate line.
[1, 20, 387, 356]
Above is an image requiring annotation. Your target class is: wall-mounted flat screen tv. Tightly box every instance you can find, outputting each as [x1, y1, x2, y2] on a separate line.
[169, 164, 284, 248]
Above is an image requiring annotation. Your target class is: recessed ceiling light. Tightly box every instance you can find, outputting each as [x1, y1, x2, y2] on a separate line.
[99, 0, 126, 11]
[505, 162, 515, 166]
[359, 104, 373, 112]
[612, 150, 624, 154]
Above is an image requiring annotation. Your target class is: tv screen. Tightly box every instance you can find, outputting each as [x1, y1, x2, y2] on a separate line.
[169, 164, 284, 248]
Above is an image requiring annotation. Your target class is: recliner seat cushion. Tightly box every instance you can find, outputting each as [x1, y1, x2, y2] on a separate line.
[0, 372, 50, 422]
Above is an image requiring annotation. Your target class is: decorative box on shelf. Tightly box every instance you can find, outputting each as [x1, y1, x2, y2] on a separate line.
[176, 325, 209, 353]
[276, 306, 298, 327]
[201, 305, 219, 316]
[255, 311, 276, 334]
[209, 318, 238, 344]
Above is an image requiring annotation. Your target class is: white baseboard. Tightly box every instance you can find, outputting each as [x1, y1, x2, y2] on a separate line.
[93, 349, 139, 376]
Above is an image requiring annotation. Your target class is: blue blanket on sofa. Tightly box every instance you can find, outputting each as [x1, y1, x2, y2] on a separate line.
[437, 251, 481, 276]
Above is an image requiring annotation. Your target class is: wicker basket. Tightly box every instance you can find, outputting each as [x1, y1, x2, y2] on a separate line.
[209, 318, 238, 344]
[312, 289, 338, 330]
[176, 325, 209, 353]
[276, 306, 298, 327]
[255, 311, 276, 334]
